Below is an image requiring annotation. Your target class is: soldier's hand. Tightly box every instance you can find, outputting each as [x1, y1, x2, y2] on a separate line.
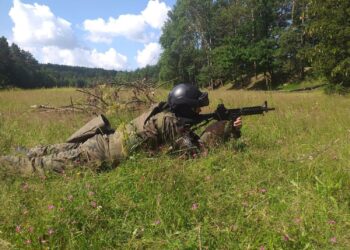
[233, 117, 242, 130]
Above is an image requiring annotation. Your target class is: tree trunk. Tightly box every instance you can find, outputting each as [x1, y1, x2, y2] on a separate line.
[291, 0, 297, 25]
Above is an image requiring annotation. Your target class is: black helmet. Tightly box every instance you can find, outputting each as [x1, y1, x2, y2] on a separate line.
[168, 83, 209, 111]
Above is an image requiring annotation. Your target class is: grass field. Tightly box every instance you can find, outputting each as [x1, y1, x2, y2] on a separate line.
[0, 87, 349, 249]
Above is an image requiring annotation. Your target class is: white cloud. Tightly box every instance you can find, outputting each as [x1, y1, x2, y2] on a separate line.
[136, 42, 162, 68]
[41, 47, 128, 70]
[142, 0, 171, 29]
[8, 0, 128, 70]
[84, 0, 171, 44]
[84, 15, 148, 43]
[9, 0, 76, 49]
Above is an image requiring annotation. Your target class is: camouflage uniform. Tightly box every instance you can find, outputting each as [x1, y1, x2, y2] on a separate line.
[0, 105, 240, 176]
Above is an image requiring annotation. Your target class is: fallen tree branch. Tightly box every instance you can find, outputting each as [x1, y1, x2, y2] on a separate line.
[31, 79, 159, 115]
[76, 89, 109, 106]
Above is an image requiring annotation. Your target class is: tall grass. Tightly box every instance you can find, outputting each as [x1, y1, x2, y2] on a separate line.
[0, 88, 349, 249]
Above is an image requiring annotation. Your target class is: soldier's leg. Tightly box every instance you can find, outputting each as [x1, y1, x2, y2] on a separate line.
[27, 143, 80, 158]
[0, 135, 117, 176]
[200, 120, 241, 146]
[31, 147, 90, 174]
[80, 134, 115, 168]
[5, 142, 81, 175]
[0, 147, 87, 176]
[36, 134, 116, 174]
[0, 155, 34, 176]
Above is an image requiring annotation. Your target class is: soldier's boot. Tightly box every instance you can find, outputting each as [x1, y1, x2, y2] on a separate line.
[0, 155, 36, 176]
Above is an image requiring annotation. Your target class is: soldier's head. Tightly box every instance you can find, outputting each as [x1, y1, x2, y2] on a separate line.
[168, 83, 209, 117]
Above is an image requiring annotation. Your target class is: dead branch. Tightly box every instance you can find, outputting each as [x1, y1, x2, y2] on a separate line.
[30, 104, 85, 113]
[31, 79, 159, 115]
[76, 89, 109, 106]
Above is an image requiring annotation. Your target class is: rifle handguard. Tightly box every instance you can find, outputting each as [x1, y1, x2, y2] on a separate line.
[214, 101, 275, 121]
[190, 101, 275, 126]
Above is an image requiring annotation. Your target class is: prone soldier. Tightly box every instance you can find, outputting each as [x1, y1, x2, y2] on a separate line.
[0, 83, 242, 176]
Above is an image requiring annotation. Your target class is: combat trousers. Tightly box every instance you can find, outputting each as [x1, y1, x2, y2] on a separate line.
[0, 133, 124, 176]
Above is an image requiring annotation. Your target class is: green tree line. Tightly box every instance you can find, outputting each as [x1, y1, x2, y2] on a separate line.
[0, 37, 47, 88]
[1, 0, 349, 90]
[0, 37, 159, 89]
[159, 0, 349, 89]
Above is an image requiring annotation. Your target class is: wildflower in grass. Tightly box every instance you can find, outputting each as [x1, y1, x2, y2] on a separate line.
[21, 182, 29, 192]
[23, 209, 29, 215]
[48, 228, 54, 235]
[260, 246, 265, 250]
[15, 225, 21, 233]
[88, 191, 95, 197]
[259, 188, 267, 194]
[91, 201, 97, 208]
[67, 194, 73, 201]
[230, 224, 238, 231]
[191, 203, 199, 211]
[28, 226, 34, 233]
[48, 204, 55, 210]
[242, 201, 248, 207]
[154, 219, 161, 225]
[294, 217, 302, 224]
[330, 237, 337, 243]
[283, 234, 290, 241]
[59, 207, 65, 212]
[328, 220, 336, 225]
[25, 239, 31, 245]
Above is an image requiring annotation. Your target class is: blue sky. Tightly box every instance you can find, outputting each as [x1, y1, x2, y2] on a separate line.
[0, 0, 176, 70]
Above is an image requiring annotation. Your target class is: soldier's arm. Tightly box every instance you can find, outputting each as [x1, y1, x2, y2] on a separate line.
[163, 116, 200, 149]
[141, 113, 204, 157]
[200, 118, 242, 146]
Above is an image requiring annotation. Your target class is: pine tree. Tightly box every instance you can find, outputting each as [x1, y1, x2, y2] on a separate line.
[0, 37, 12, 87]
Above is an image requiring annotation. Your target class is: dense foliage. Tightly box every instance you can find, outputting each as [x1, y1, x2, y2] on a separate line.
[159, 0, 350, 89]
[0, 37, 45, 88]
[40, 64, 118, 88]
[1, 0, 349, 90]
[306, 0, 350, 89]
[40, 64, 160, 88]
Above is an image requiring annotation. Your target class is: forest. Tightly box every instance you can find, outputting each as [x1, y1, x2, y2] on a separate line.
[0, 37, 160, 89]
[0, 0, 349, 92]
[158, 0, 349, 91]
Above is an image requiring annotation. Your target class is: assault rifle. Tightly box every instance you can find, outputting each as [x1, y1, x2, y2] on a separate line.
[188, 101, 275, 126]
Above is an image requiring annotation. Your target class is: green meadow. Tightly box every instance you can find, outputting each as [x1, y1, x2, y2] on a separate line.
[0, 88, 349, 249]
